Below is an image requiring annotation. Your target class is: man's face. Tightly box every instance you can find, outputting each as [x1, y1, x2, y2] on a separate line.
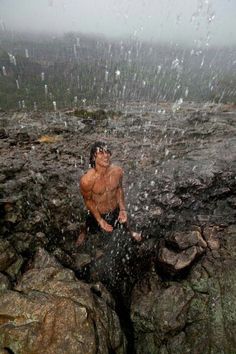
[94, 147, 111, 168]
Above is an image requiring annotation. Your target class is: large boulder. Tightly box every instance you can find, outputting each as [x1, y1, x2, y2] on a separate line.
[0, 248, 126, 354]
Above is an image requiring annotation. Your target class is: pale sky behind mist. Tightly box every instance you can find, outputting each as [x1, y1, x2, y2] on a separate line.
[0, 0, 235, 46]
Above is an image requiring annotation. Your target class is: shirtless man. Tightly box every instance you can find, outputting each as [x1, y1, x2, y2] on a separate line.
[76, 141, 141, 246]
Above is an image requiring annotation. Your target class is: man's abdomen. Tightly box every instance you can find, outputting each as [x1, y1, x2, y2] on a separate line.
[93, 191, 118, 214]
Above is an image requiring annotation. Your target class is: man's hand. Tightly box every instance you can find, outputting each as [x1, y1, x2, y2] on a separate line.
[118, 210, 127, 224]
[98, 218, 113, 232]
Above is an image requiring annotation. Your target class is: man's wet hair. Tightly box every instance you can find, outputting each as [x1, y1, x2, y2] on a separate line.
[89, 141, 112, 167]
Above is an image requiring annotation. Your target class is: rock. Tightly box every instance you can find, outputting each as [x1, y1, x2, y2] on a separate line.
[0, 174, 6, 183]
[0, 128, 7, 139]
[0, 104, 236, 353]
[74, 253, 94, 269]
[166, 230, 207, 250]
[188, 263, 209, 293]
[32, 247, 62, 269]
[203, 226, 221, 250]
[131, 272, 194, 351]
[0, 240, 17, 272]
[223, 225, 236, 258]
[0, 249, 126, 354]
[158, 246, 199, 272]
[166, 332, 189, 354]
[0, 273, 11, 291]
[158, 229, 207, 274]
[157, 193, 182, 208]
[5, 255, 24, 279]
[10, 233, 33, 253]
[131, 223, 236, 353]
[227, 197, 236, 208]
[35, 232, 48, 247]
[0, 349, 10, 354]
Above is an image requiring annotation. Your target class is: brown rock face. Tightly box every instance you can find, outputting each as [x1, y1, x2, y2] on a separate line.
[166, 230, 207, 250]
[0, 240, 17, 272]
[0, 104, 235, 353]
[131, 272, 194, 353]
[203, 226, 221, 250]
[131, 225, 236, 354]
[158, 230, 207, 274]
[0, 249, 126, 354]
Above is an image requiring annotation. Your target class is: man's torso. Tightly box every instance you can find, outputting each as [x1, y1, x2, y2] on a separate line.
[86, 165, 122, 214]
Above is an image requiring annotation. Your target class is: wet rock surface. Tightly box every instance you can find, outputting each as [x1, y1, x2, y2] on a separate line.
[0, 102, 236, 353]
[0, 248, 126, 354]
[131, 225, 236, 354]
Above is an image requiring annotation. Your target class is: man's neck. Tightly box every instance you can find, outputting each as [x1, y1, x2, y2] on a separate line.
[94, 164, 109, 176]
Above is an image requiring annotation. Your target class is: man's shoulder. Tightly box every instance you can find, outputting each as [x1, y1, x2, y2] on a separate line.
[110, 165, 123, 176]
[80, 169, 96, 188]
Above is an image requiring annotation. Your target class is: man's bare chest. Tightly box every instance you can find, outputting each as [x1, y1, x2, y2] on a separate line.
[92, 175, 119, 195]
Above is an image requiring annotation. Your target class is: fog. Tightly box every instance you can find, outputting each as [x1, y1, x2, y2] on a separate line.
[1, 0, 236, 47]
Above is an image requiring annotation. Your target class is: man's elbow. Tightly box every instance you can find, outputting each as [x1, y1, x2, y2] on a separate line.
[84, 199, 93, 209]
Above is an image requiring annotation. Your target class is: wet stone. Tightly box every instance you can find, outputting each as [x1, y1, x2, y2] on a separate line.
[0, 273, 11, 291]
[0, 240, 17, 272]
[0, 104, 235, 353]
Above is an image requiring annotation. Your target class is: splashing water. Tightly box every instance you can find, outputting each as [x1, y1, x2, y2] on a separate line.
[115, 70, 121, 79]
[2, 66, 7, 76]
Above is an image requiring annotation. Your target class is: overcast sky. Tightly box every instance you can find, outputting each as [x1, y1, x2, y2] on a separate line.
[0, 0, 235, 46]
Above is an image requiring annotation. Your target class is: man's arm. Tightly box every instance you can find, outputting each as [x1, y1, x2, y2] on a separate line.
[115, 168, 142, 241]
[116, 168, 128, 223]
[80, 175, 113, 232]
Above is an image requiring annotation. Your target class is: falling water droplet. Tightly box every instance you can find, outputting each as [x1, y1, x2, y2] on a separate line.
[73, 44, 77, 57]
[2, 66, 7, 76]
[115, 69, 121, 79]
[105, 70, 109, 82]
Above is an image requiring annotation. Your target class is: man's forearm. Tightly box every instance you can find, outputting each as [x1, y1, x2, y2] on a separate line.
[85, 199, 102, 223]
[117, 187, 126, 211]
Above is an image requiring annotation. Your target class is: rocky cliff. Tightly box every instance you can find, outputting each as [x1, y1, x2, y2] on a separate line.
[0, 102, 235, 353]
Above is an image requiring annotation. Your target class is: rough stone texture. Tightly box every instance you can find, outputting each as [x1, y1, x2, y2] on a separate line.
[0, 240, 17, 272]
[157, 229, 207, 274]
[0, 273, 11, 291]
[0, 249, 126, 354]
[0, 103, 236, 353]
[131, 225, 236, 354]
[166, 230, 207, 250]
[203, 226, 221, 250]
